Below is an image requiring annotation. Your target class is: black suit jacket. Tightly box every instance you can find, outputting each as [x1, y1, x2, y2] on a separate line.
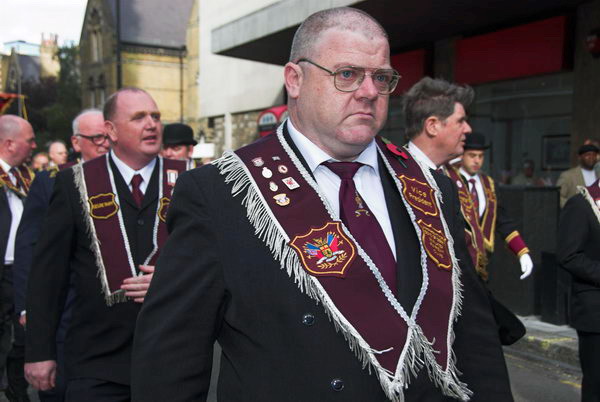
[132, 134, 511, 401]
[0, 189, 11, 269]
[13, 170, 55, 314]
[25, 156, 161, 385]
[557, 194, 600, 332]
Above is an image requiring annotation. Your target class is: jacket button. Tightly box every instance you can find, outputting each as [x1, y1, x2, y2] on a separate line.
[137, 218, 144, 226]
[301, 313, 315, 326]
[330, 378, 344, 391]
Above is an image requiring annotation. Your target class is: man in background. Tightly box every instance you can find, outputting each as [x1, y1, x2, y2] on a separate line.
[161, 123, 197, 170]
[47, 141, 67, 167]
[30, 153, 49, 172]
[0, 115, 36, 402]
[557, 143, 599, 208]
[14, 109, 109, 402]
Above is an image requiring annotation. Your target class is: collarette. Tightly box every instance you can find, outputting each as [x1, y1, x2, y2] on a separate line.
[109, 150, 156, 186]
[286, 119, 378, 173]
[407, 142, 437, 171]
[0, 158, 12, 173]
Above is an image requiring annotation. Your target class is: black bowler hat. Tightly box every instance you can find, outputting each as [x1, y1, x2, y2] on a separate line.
[464, 132, 490, 151]
[163, 123, 198, 146]
[578, 144, 599, 155]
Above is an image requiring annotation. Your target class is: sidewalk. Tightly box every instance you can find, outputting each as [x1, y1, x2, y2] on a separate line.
[506, 315, 580, 370]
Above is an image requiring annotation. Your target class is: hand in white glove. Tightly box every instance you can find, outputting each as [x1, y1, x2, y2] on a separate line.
[519, 254, 533, 280]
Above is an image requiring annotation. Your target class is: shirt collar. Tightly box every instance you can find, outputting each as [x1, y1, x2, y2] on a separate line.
[286, 119, 378, 173]
[0, 158, 12, 173]
[459, 167, 477, 181]
[407, 141, 437, 170]
[109, 150, 156, 186]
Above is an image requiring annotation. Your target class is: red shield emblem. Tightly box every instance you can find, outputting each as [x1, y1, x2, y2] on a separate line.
[289, 222, 356, 277]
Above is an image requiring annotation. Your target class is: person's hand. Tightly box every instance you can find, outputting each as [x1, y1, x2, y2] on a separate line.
[19, 313, 26, 327]
[121, 265, 155, 303]
[25, 360, 56, 391]
[519, 254, 533, 280]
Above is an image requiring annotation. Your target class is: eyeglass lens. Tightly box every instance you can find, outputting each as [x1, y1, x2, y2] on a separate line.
[335, 67, 399, 94]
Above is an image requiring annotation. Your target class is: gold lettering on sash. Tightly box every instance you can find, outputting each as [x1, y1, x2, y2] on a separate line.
[398, 175, 438, 217]
[88, 193, 119, 220]
[417, 219, 452, 270]
[158, 197, 170, 223]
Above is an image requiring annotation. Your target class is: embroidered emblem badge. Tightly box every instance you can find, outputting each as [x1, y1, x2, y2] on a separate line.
[398, 175, 438, 217]
[252, 157, 264, 167]
[269, 181, 279, 192]
[278, 165, 289, 174]
[289, 221, 356, 277]
[273, 193, 290, 206]
[158, 197, 170, 223]
[416, 219, 452, 270]
[88, 193, 119, 220]
[262, 167, 273, 178]
[282, 176, 300, 190]
[167, 169, 179, 186]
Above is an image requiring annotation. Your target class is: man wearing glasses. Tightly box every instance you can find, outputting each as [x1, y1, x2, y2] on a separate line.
[133, 7, 509, 401]
[13, 109, 108, 402]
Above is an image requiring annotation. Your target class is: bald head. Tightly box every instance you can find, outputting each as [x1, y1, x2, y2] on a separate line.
[48, 141, 68, 165]
[0, 115, 36, 166]
[289, 7, 388, 62]
[0, 115, 29, 141]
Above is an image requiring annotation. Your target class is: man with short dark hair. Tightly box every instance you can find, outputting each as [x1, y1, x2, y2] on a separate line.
[161, 123, 197, 170]
[132, 8, 511, 401]
[558, 176, 600, 400]
[557, 144, 600, 208]
[23, 89, 185, 400]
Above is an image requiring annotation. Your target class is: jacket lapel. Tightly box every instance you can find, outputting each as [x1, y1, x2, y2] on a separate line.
[140, 160, 159, 212]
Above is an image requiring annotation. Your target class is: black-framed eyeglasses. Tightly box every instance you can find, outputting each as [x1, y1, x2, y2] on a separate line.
[297, 58, 401, 95]
[76, 133, 109, 145]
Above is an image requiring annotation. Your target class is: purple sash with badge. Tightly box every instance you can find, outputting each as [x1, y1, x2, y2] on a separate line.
[73, 154, 185, 305]
[214, 124, 470, 401]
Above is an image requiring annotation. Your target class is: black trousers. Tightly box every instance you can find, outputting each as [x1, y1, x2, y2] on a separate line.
[577, 330, 600, 402]
[65, 378, 130, 402]
[0, 264, 28, 400]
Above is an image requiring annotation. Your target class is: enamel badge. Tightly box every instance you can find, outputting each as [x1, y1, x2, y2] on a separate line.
[273, 193, 290, 206]
[252, 157, 264, 167]
[262, 167, 273, 178]
[269, 181, 279, 192]
[282, 177, 300, 190]
[289, 222, 356, 277]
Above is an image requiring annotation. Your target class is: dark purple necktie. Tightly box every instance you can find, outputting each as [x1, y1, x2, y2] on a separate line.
[324, 162, 397, 293]
[469, 178, 479, 217]
[131, 174, 144, 207]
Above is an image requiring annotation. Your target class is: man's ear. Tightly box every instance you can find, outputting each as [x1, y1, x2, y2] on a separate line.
[105, 120, 117, 143]
[424, 116, 440, 138]
[71, 136, 81, 153]
[284, 62, 303, 100]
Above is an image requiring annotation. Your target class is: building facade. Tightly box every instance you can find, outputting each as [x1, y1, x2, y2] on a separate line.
[79, 0, 194, 123]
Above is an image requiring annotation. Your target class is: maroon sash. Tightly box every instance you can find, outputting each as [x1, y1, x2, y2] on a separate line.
[0, 164, 34, 198]
[446, 168, 488, 278]
[215, 126, 469, 400]
[74, 154, 185, 305]
[479, 174, 497, 252]
[579, 180, 600, 227]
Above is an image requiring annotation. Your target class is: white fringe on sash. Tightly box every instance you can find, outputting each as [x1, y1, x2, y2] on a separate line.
[579, 186, 600, 225]
[73, 162, 128, 305]
[213, 124, 471, 401]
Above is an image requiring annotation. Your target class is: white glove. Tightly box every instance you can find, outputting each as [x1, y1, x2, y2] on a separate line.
[519, 254, 533, 280]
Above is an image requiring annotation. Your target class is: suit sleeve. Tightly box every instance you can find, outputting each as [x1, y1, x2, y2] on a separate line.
[25, 172, 73, 363]
[132, 168, 226, 402]
[557, 194, 600, 286]
[556, 170, 574, 209]
[443, 178, 513, 401]
[13, 172, 51, 315]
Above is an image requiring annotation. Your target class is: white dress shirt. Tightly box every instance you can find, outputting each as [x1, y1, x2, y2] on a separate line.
[582, 167, 597, 187]
[0, 158, 24, 265]
[407, 142, 437, 170]
[459, 168, 487, 218]
[287, 121, 396, 259]
[110, 150, 156, 194]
